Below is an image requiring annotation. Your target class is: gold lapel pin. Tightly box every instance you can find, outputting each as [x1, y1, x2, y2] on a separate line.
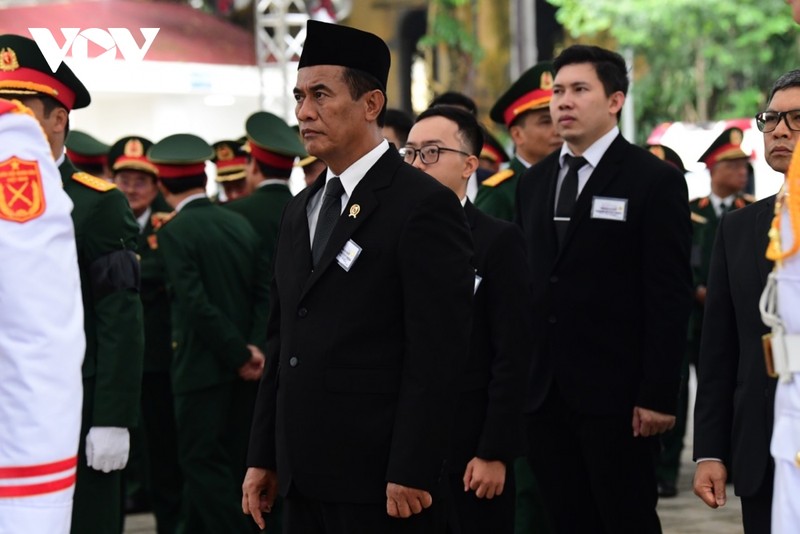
[349, 204, 361, 218]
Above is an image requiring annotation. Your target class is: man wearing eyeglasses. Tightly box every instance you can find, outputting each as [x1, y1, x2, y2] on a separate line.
[403, 106, 532, 534]
[693, 69, 800, 534]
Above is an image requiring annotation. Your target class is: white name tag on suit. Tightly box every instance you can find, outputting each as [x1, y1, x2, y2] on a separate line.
[337, 239, 362, 271]
[591, 196, 628, 221]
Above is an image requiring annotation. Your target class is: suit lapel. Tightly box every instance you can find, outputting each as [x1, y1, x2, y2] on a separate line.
[300, 149, 400, 299]
[464, 200, 478, 230]
[755, 196, 776, 285]
[290, 180, 323, 286]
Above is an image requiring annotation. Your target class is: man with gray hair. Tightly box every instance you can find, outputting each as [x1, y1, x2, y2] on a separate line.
[693, 69, 800, 534]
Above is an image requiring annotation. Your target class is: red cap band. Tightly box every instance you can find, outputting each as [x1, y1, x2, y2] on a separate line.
[156, 163, 206, 179]
[249, 144, 295, 170]
[0, 67, 76, 110]
[67, 150, 106, 166]
[502, 89, 551, 127]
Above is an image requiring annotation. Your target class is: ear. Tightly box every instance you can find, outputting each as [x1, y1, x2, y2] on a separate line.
[509, 123, 524, 147]
[51, 107, 69, 135]
[462, 155, 479, 181]
[608, 91, 625, 116]
[364, 89, 386, 122]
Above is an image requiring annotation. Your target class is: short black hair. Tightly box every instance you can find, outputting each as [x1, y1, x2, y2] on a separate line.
[768, 70, 800, 106]
[159, 174, 206, 194]
[383, 108, 414, 146]
[248, 155, 291, 180]
[415, 106, 484, 157]
[342, 67, 387, 126]
[554, 45, 629, 98]
[429, 91, 478, 115]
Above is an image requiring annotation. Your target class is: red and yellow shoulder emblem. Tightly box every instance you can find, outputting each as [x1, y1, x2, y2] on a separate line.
[150, 211, 176, 231]
[0, 156, 46, 223]
[481, 169, 515, 188]
[72, 172, 116, 192]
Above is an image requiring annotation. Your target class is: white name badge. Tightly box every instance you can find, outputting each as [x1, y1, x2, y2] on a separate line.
[474, 273, 483, 294]
[591, 196, 628, 222]
[337, 239, 362, 272]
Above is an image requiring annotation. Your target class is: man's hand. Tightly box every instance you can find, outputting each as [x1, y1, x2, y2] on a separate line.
[462, 457, 506, 499]
[238, 345, 266, 381]
[632, 406, 675, 437]
[242, 467, 278, 530]
[695, 285, 707, 305]
[693, 460, 727, 508]
[386, 482, 433, 518]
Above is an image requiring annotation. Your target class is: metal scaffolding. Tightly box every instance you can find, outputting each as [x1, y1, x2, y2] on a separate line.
[254, 0, 310, 120]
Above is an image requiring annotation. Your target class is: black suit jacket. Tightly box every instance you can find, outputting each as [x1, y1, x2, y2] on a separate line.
[516, 134, 692, 416]
[693, 196, 777, 497]
[247, 148, 474, 504]
[448, 202, 533, 473]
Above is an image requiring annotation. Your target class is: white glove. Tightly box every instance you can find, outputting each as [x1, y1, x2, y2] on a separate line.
[85, 426, 130, 473]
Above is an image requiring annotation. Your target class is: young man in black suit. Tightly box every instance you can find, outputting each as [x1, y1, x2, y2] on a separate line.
[515, 45, 692, 533]
[693, 69, 800, 534]
[403, 106, 533, 534]
[241, 21, 474, 534]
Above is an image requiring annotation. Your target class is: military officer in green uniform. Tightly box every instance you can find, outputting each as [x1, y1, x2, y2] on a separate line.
[475, 62, 561, 221]
[148, 134, 270, 533]
[227, 111, 306, 269]
[110, 136, 184, 533]
[213, 139, 251, 203]
[66, 129, 111, 179]
[0, 34, 144, 534]
[646, 143, 697, 498]
[690, 128, 755, 353]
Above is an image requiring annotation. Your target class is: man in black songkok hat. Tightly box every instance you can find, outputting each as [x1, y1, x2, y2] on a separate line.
[243, 20, 475, 534]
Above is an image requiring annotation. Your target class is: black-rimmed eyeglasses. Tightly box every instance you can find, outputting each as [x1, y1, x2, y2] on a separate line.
[755, 109, 800, 133]
[399, 145, 471, 165]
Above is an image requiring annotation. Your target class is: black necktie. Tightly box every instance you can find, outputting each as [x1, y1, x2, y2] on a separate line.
[554, 155, 587, 247]
[311, 177, 344, 268]
[718, 202, 728, 216]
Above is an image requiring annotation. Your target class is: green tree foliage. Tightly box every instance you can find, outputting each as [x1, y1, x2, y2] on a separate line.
[547, 0, 799, 141]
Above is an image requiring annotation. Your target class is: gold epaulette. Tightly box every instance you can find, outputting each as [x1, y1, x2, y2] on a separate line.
[691, 212, 708, 224]
[150, 211, 176, 231]
[481, 169, 515, 188]
[0, 98, 35, 118]
[72, 172, 116, 192]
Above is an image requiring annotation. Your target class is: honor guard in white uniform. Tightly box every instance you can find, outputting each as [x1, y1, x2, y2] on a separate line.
[0, 99, 85, 534]
[762, 142, 800, 534]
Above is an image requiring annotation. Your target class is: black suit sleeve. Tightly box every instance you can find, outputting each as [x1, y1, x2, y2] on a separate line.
[636, 167, 693, 413]
[386, 188, 474, 491]
[477, 223, 533, 462]
[693, 217, 738, 463]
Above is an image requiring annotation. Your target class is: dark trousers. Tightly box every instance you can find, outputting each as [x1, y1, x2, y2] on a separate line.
[741, 473, 774, 534]
[141, 371, 184, 534]
[174, 380, 258, 534]
[527, 386, 662, 534]
[445, 468, 515, 534]
[283, 484, 447, 534]
[71, 377, 122, 534]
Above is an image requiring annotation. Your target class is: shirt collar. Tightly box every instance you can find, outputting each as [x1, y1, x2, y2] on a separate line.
[324, 139, 390, 198]
[136, 206, 152, 231]
[55, 149, 66, 168]
[257, 178, 289, 189]
[516, 154, 533, 169]
[709, 192, 732, 209]
[559, 125, 620, 169]
[174, 192, 207, 212]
